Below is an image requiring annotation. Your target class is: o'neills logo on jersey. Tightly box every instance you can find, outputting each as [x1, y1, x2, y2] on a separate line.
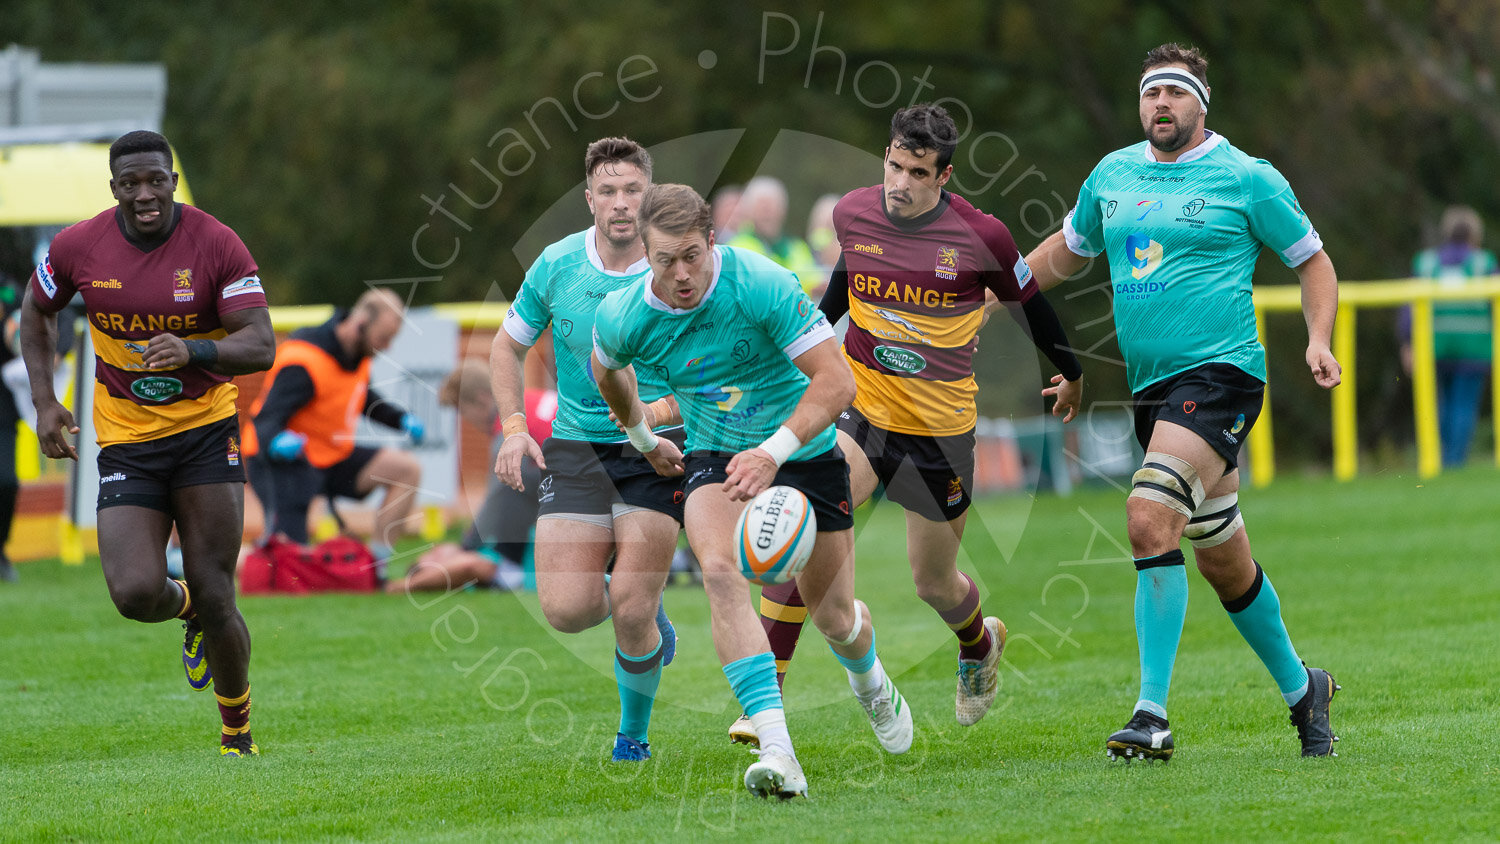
[935, 245, 959, 280]
[173, 268, 194, 302]
[91, 279, 122, 289]
[99, 472, 127, 484]
[852, 242, 883, 255]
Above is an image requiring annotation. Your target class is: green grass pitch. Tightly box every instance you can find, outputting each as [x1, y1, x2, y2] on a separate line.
[3, 467, 1498, 841]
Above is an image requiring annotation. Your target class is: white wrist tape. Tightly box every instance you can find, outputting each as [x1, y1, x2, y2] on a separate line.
[757, 425, 801, 467]
[625, 418, 659, 453]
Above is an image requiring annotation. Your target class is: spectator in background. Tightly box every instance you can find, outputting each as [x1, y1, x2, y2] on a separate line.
[711, 185, 744, 241]
[242, 289, 425, 568]
[0, 277, 24, 582]
[1399, 205, 1499, 467]
[1, 294, 80, 582]
[728, 176, 821, 294]
[805, 193, 842, 294]
[386, 357, 554, 593]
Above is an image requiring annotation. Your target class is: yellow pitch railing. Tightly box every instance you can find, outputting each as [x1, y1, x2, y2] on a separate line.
[1250, 276, 1500, 486]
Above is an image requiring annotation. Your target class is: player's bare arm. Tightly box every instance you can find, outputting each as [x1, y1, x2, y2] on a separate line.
[1025, 230, 1092, 293]
[591, 351, 684, 478]
[142, 306, 274, 374]
[490, 328, 545, 489]
[724, 336, 854, 501]
[17, 286, 78, 460]
[609, 392, 680, 430]
[1295, 249, 1341, 389]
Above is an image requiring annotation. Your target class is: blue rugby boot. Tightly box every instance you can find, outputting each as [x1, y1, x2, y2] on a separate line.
[182, 618, 212, 691]
[611, 733, 651, 762]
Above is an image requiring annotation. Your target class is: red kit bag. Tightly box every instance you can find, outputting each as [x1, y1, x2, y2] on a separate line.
[239, 534, 380, 594]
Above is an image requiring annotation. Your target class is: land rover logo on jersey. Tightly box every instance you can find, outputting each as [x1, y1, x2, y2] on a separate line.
[559, 318, 573, 337]
[131, 376, 184, 402]
[1182, 198, 1206, 217]
[873, 345, 927, 374]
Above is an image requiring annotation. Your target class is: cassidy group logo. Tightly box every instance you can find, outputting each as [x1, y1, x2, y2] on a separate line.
[1126, 232, 1163, 279]
[697, 383, 743, 411]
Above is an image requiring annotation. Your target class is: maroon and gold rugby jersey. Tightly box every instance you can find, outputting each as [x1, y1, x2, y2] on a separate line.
[30, 203, 268, 446]
[833, 186, 1035, 436]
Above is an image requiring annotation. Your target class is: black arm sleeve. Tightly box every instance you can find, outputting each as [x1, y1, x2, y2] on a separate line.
[1008, 293, 1084, 382]
[363, 386, 408, 430]
[252, 365, 315, 445]
[817, 255, 850, 323]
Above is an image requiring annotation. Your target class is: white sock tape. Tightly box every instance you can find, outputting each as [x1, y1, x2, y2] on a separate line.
[829, 600, 866, 647]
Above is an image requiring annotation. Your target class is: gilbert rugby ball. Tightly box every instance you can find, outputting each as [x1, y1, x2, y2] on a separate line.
[734, 485, 817, 586]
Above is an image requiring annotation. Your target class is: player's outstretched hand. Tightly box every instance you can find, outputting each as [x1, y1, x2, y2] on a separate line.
[723, 449, 778, 501]
[1043, 374, 1082, 423]
[1306, 344, 1342, 389]
[642, 436, 685, 478]
[35, 400, 79, 461]
[495, 433, 544, 491]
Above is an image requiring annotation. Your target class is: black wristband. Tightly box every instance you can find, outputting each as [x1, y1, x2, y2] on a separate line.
[184, 339, 219, 367]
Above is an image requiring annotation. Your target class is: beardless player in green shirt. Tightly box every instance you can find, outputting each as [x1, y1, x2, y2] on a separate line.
[593, 184, 913, 799]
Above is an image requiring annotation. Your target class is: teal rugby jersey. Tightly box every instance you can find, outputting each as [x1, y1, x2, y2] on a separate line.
[1063, 132, 1322, 392]
[502, 227, 671, 442]
[593, 246, 837, 458]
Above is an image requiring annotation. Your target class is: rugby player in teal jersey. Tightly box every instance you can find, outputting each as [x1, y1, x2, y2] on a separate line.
[490, 138, 680, 763]
[592, 184, 912, 799]
[1028, 43, 1342, 761]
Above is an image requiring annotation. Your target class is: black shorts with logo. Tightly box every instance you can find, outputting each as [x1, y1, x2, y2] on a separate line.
[1132, 363, 1265, 468]
[97, 415, 245, 513]
[682, 446, 854, 532]
[837, 406, 975, 522]
[536, 429, 686, 523]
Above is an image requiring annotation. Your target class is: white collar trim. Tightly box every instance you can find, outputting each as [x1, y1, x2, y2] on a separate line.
[584, 226, 650, 276]
[1142, 130, 1224, 164]
[644, 247, 722, 314]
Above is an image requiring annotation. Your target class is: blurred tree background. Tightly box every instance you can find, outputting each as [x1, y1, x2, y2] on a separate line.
[9, 0, 1499, 461]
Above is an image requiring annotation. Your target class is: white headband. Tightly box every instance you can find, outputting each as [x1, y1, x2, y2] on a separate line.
[1139, 68, 1209, 110]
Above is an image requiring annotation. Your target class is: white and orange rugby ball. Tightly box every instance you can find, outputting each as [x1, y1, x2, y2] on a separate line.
[734, 485, 817, 586]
